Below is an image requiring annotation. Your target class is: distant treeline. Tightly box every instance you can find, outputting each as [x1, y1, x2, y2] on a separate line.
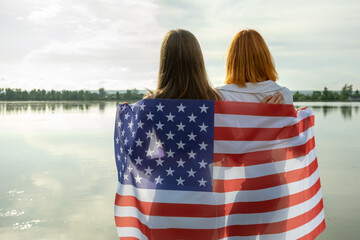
[0, 84, 359, 101]
[293, 84, 360, 101]
[0, 88, 143, 101]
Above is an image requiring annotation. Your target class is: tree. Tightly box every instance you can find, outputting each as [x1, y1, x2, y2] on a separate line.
[98, 88, 106, 99]
[353, 89, 360, 98]
[340, 84, 353, 101]
[311, 91, 321, 101]
[0, 88, 4, 100]
[320, 87, 329, 101]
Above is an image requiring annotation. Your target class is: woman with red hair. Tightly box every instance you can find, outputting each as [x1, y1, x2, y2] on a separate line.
[217, 29, 292, 104]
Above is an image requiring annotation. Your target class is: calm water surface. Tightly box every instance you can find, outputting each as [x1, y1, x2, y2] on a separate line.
[0, 101, 359, 239]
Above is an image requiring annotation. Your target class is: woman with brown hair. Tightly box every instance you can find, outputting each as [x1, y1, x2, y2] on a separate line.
[147, 29, 281, 103]
[146, 29, 220, 100]
[217, 29, 291, 104]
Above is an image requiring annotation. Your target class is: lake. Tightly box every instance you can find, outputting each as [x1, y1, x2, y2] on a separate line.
[0, 101, 359, 239]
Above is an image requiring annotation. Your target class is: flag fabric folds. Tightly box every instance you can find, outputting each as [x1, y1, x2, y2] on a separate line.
[114, 99, 325, 240]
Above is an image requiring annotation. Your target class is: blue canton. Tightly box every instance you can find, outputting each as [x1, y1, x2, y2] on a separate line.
[114, 99, 214, 192]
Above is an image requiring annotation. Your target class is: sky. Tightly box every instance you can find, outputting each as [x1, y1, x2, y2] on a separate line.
[0, 0, 359, 91]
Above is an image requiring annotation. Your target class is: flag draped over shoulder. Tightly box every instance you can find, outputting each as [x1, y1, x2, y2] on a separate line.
[114, 99, 325, 240]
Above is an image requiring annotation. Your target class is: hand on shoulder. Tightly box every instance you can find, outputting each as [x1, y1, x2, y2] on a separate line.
[261, 91, 284, 104]
[143, 89, 154, 99]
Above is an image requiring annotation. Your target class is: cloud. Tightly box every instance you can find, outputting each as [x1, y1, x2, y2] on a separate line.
[0, 0, 359, 90]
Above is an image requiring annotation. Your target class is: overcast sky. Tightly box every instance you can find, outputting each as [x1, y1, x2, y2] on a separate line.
[0, 0, 359, 91]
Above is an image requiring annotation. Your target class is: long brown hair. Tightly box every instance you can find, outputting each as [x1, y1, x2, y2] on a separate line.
[154, 29, 220, 100]
[225, 29, 278, 87]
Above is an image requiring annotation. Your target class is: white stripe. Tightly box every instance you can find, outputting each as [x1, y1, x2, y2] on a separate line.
[214, 109, 312, 128]
[220, 210, 324, 240]
[116, 170, 320, 204]
[214, 127, 314, 154]
[215, 114, 297, 128]
[115, 188, 322, 229]
[214, 148, 317, 180]
[116, 227, 148, 240]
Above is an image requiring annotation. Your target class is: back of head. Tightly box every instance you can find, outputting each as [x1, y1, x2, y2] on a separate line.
[156, 29, 220, 100]
[226, 29, 278, 87]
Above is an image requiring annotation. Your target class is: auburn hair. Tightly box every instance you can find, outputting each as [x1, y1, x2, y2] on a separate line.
[155, 29, 220, 100]
[225, 29, 278, 86]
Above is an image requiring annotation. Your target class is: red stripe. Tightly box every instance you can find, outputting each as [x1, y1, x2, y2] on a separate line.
[221, 199, 324, 238]
[114, 199, 324, 239]
[297, 219, 326, 240]
[214, 101, 297, 117]
[214, 115, 314, 141]
[119, 238, 139, 240]
[214, 137, 315, 167]
[115, 179, 321, 217]
[213, 158, 318, 192]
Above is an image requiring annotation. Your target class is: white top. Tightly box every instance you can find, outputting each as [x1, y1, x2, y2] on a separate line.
[216, 80, 293, 104]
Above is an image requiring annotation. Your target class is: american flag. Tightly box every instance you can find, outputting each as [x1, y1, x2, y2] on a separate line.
[114, 99, 325, 240]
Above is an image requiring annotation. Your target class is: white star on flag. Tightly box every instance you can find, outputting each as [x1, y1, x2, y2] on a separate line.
[137, 120, 144, 129]
[156, 103, 165, 112]
[146, 112, 154, 120]
[155, 140, 164, 148]
[166, 131, 175, 140]
[155, 175, 164, 185]
[199, 104, 208, 113]
[166, 149, 175, 158]
[199, 123, 208, 132]
[176, 141, 186, 149]
[188, 113, 197, 122]
[166, 112, 175, 121]
[146, 148, 154, 157]
[199, 141, 208, 150]
[198, 178, 207, 186]
[145, 130, 153, 139]
[176, 122, 186, 131]
[155, 158, 164, 166]
[139, 103, 145, 110]
[187, 150, 196, 159]
[166, 167, 175, 176]
[188, 132, 197, 141]
[177, 158, 185, 167]
[134, 156, 143, 165]
[187, 168, 196, 177]
[135, 174, 142, 183]
[127, 148, 133, 155]
[156, 121, 164, 130]
[144, 166, 153, 175]
[176, 177, 185, 185]
[198, 160, 207, 168]
[135, 138, 143, 147]
[177, 103, 186, 112]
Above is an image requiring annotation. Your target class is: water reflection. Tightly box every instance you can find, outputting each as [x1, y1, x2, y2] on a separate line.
[294, 104, 359, 119]
[340, 106, 352, 119]
[0, 102, 119, 115]
[1, 102, 359, 119]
